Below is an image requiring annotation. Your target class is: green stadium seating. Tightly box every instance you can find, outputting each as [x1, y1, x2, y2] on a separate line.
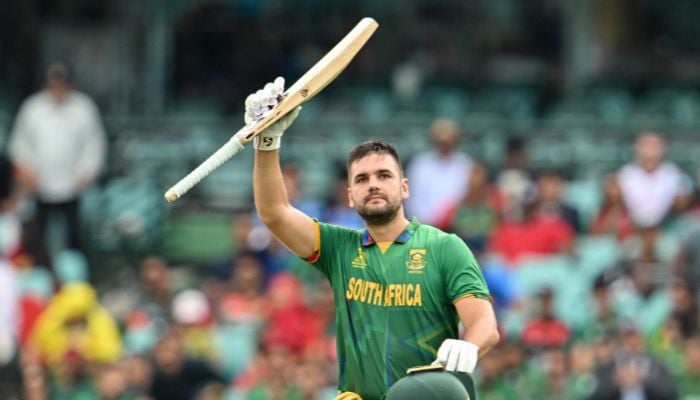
[573, 235, 620, 279]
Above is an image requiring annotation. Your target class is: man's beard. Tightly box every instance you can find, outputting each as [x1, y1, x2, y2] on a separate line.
[356, 199, 401, 226]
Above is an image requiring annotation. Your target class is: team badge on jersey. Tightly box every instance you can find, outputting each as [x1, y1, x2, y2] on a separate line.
[352, 247, 367, 269]
[406, 249, 427, 273]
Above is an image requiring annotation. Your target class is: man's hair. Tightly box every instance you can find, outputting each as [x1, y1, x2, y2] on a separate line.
[347, 140, 403, 176]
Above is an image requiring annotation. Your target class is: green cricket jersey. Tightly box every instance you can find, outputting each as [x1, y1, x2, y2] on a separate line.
[308, 218, 491, 400]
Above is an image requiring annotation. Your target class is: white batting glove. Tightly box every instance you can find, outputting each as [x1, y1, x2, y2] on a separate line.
[244, 77, 301, 151]
[433, 339, 479, 373]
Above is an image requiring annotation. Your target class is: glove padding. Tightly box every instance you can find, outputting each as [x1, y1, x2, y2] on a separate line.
[433, 339, 479, 373]
[244, 76, 300, 150]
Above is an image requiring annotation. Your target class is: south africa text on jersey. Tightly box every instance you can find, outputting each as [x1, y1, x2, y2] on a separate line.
[345, 277, 422, 307]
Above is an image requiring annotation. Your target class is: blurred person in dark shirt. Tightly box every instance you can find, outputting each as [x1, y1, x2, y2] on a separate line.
[149, 329, 224, 400]
[533, 169, 581, 233]
[589, 321, 677, 400]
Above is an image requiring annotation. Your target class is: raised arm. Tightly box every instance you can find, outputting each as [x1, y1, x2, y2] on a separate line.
[250, 78, 316, 258]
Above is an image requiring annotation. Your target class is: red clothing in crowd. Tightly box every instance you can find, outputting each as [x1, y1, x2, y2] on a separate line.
[521, 318, 571, 348]
[488, 214, 574, 263]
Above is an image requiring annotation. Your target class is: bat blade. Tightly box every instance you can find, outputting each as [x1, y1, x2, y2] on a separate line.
[164, 17, 379, 202]
[245, 17, 378, 140]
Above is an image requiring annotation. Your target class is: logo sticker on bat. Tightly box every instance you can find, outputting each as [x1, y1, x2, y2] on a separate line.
[300, 88, 309, 97]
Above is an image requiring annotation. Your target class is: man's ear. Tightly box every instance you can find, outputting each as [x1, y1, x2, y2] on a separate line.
[348, 187, 355, 208]
[401, 178, 410, 200]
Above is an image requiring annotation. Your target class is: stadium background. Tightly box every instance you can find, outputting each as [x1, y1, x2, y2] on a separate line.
[1, 0, 700, 399]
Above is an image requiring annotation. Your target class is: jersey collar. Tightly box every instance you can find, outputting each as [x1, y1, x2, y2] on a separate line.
[361, 218, 421, 247]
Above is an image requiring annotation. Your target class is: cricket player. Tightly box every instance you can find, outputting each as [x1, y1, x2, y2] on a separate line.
[248, 78, 499, 400]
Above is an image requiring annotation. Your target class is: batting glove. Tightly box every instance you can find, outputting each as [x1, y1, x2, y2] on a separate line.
[433, 339, 479, 373]
[245, 77, 301, 151]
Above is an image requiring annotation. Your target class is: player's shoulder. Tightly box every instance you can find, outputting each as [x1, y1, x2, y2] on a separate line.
[416, 222, 463, 247]
[22, 92, 49, 108]
[69, 91, 99, 107]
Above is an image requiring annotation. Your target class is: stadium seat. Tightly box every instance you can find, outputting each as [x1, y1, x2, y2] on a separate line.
[563, 179, 602, 229]
[573, 235, 620, 278]
[513, 255, 575, 296]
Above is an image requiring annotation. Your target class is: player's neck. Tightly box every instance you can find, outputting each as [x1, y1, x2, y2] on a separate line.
[365, 215, 411, 243]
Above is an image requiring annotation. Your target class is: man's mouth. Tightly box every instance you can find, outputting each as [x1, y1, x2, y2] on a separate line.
[365, 194, 386, 203]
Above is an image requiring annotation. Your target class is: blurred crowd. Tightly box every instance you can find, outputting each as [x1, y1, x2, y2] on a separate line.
[2, 117, 700, 400]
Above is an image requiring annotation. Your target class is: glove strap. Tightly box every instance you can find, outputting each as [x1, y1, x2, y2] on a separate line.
[254, 134, 281, 151]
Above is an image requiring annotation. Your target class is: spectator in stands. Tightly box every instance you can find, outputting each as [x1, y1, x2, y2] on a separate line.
[521, 287, 571, 350]
[171, 289, 216, 361]
[610, 262, 672, 337]
[477, 346, 518, 399]
[589, 174, 635, 241]
[149, 329, 224, 400]
[677, 336, 700, 398]
[0, 156, 22, 262]
[589, 321, 678, 400]
[533, 169, 581, 232]
[0, 157, 20, 366]
[230, 341, 301, 400]
[30, 282, 122, 368]
[8, 62, 106, 266]
[675, 226, 700, 296]
[496, 137, 533, 210]
[0, 258, 19, 397]
[214, 253, 269, 379]
[488, 195, 574, 263]
[577, 274, 620, 342]
[618, 132, 687, 229]
[123, 354, 152, 399]
[530, 347, 569, 398]
[291, 358, 338, 400]
[436, 161, 505, 253]
[405, 118, 473, 225]
[92, 363, 134, 400]
[0, 257, 18, 362]
[665, 278, 698, 340]
[261, 273, 318, 355]
[138, 256, 175, 322]
[567, 342, 596, 399]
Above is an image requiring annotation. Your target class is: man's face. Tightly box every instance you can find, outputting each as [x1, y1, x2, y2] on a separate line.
[635, 134, 665, 171]
[48, 79, 69, 102]
[347, 154, 409, 226]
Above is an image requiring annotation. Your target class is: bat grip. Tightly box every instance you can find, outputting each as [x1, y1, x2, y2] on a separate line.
[164, 135, 246, 202]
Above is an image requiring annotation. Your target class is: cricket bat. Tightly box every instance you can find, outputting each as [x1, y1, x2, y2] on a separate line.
[164, 17, 379, 202]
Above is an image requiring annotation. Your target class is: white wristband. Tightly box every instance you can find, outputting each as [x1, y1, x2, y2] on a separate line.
[254, 134, 281, 151]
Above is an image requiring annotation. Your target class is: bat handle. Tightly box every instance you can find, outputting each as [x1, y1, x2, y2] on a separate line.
[164, 134, 247, 202]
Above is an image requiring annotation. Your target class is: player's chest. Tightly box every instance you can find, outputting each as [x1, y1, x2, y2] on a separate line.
[341, 245, 441, 307]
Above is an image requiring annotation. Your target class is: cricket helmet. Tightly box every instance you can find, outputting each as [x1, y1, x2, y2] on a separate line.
[386, 365, 477, 400]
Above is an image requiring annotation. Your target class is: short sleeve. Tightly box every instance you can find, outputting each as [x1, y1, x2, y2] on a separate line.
[438, 234, 492, 303]
[307, 221, 359, 283]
